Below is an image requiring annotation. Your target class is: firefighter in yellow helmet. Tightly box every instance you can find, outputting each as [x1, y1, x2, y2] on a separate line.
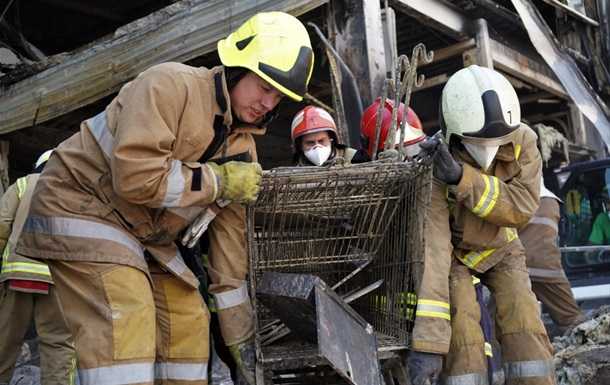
[14, 12, 313, 385]
[0, 150, 77, 385]
[408, 65, 554, 385]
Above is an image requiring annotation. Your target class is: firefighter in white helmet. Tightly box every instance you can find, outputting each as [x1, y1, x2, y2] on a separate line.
[408, 65, 554, 385]
[14, 12, 314, 385]
[0, 150, 77, 385]
[290, 105, 368, 166]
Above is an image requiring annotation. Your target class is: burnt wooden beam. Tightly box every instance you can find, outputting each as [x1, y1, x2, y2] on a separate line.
[0, 0, 326, 134]
[329, 0, 387, 107]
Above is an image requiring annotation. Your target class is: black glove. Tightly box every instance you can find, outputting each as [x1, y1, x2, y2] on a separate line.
[419, 136, 463, 185]
[230, 338, 256, 385]
[407, 351, 443, 385]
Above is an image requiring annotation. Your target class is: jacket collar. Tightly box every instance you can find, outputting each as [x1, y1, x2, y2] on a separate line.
[212, 66, 266, 136]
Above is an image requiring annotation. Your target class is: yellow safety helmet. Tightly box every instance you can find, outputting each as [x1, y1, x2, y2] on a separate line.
[217, 11, 314, 101]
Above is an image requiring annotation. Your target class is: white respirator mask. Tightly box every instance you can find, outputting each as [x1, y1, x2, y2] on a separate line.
[304, 144, 332, 166]
[463, 142, 499, 171]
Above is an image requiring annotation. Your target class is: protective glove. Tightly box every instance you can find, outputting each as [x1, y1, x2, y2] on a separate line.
[419, 136, 463, 185]
[229, 338, 256, 385]
[207, 161, 262, 203]
[377, 148, 402, 161]
[407, 351, 443, 385]
[181, 200, 231, 248]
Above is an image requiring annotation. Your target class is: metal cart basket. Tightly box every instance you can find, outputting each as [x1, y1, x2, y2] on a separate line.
[247, 161, 431, 384]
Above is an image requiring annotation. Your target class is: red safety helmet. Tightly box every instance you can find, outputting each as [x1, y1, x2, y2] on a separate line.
[360, 98, 424, 157]
[291, 106, 338, 144]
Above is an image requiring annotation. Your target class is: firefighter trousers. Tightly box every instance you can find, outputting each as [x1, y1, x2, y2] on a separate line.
[48, 260, 210, 385]
[531, 279, 585, 333]
[0, 282, 76, 385]
[444, 243, 556, 385]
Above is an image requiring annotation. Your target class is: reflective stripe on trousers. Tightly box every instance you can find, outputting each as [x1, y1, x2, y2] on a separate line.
[213, 281, 249, 310]
[79, 363, 154, 385]
[86, 111, 185, 208]
[155, 362, 208, 381]
[415, 299, 451, 320]
[528, 267, 566, 279]
[23, 216, 144, 258]
[445, 372, 488, 385]
[504, 359, 554, 379]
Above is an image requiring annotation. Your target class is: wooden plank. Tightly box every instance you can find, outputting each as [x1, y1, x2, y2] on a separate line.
[0, 0, 327, 134]
[413, 74, 448, 92]
[538, 0, 599, 27]
[389, 0, 469, 40]
[490, 38, 567, 97]
[419, 39, 476, 67]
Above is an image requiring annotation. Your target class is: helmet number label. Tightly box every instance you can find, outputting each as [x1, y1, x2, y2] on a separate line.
[507, 110, 512, 124]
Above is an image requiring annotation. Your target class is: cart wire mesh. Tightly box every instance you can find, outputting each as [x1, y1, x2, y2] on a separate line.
[247, 161, 431, 361]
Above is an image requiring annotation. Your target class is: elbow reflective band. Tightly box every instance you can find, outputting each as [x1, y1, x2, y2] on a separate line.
[79, 363, 154, 385]
[155, 362, 208, 381]
[162, 160, 185, 207]
[213, 281, 249, 310]
[88, 111, 186, 208]
[23, 216, 144, 258]
[504, 360, 554, 379]
[514, 144, 522, 160]
[87, 111, 114, 159]
[16, 177, 27, 199]
[472, 174, 500, 218]
[165, 251, 187, 276]
[415, 299, 451, 320]
[529, 216, 558, 232]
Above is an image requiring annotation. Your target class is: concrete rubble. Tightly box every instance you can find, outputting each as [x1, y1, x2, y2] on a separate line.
[553, 306, 610, 385]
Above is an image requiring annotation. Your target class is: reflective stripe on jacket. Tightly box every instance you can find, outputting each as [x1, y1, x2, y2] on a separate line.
[410, 124, 542, 354]
[0, 174, 53, 283]
[15, 63, 264, 289]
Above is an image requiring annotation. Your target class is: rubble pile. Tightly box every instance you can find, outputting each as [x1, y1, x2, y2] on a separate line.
[553, 306, 610, 385]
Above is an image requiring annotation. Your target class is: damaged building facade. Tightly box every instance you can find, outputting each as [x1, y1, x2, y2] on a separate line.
[1, 0, 610, 182]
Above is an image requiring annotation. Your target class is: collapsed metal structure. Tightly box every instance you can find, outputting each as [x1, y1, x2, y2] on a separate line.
[246, 161, 431, 384]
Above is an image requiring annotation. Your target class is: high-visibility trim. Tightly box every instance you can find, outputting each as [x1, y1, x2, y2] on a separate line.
[472, 174, 500, 218]
[23, 216, 144, 258]
[87, 111, 114, 159]
[528, 267, 566, 279]
[459, 248, 496, 269]
[79, 362, 154, 385]
[165, 251, 187, 276]
[444, 372, 488, 385]
[214, 281, 249, 310]
[162, 160, 185, 207]
[529, 216, 558, 232]
[155, 362, 208, 381]
[484, 342, 493, 357]
[514, 144, 522, 160]
[471, 275, 481, 285]
[416, 299, 451, 320]
[1, 262, 51, 277]
[16, 177, 27, 199]
[505, 227, 518, 242]
[504, 359, 554, 379]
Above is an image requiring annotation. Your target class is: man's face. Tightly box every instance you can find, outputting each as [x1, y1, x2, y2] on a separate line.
[229, 72, 284, 124]
[301, 131, 332, 152]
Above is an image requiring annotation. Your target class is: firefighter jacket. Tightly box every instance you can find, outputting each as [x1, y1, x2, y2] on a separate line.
[411, 124, 542, 354]
[15, 63, 264, 343]
[520, 196, 566, 282]
[0, 174, 53, 286]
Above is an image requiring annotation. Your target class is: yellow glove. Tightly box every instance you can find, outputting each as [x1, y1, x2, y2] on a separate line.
[207, 161, 262, 203]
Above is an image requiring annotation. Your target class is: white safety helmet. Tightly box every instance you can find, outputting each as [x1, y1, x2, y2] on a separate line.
[35, 149, 53, 170]
[440, 65, 520, 146]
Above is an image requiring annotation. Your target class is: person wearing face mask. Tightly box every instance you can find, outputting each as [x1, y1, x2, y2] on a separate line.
[12, 12, 314, 385]
[290, 106, 369, 166]
[407, 65, 554, 385]
[360, 98, 425, 160]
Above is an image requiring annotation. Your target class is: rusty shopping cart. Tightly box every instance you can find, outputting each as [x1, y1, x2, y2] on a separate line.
[247, 160, 431, 385]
